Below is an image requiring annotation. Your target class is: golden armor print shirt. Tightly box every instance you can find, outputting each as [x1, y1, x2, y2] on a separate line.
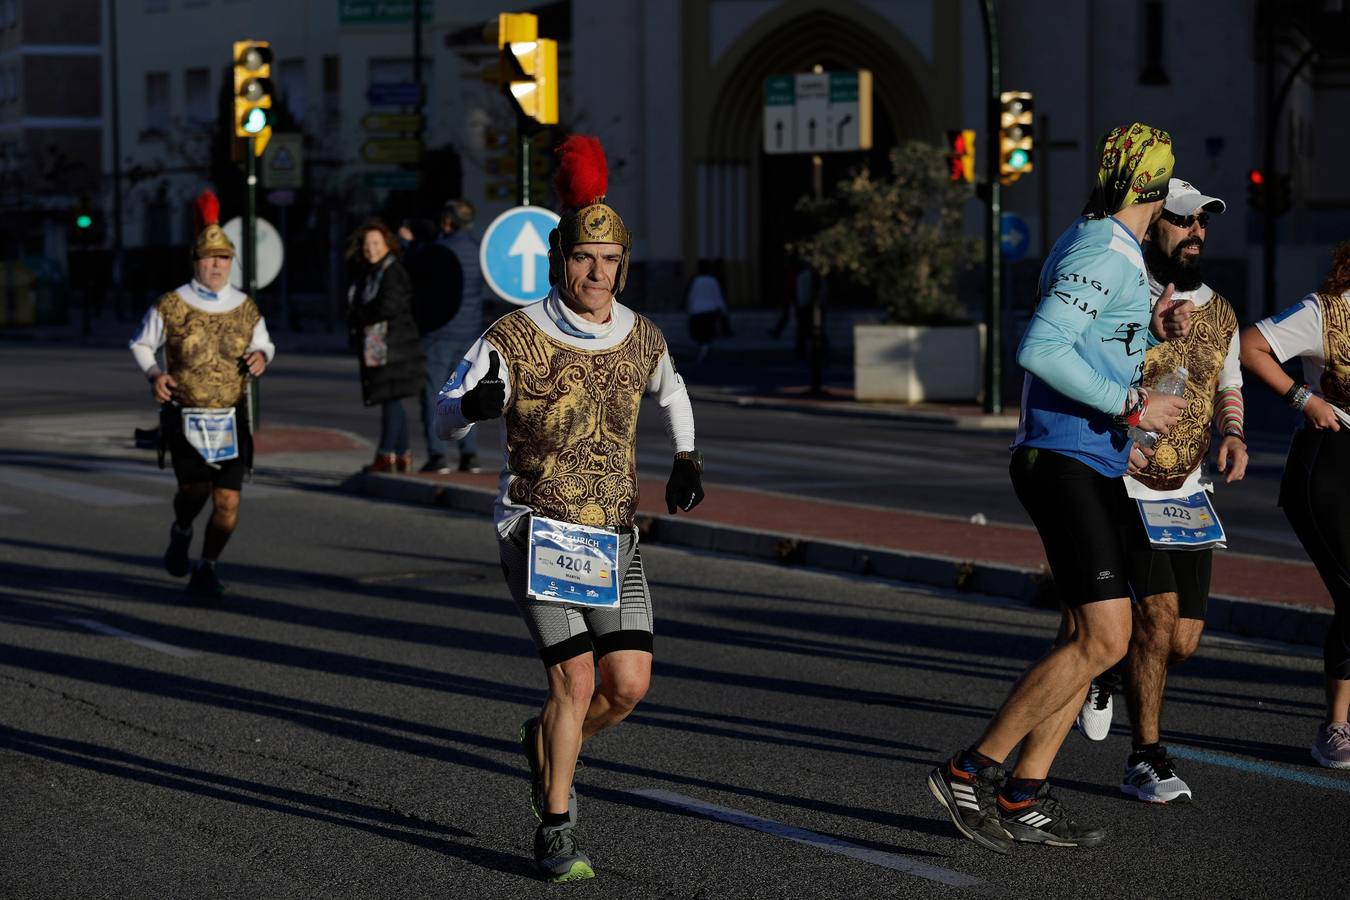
[130, 281, 276, 409]
[435, 288, 696, 535]
[1255, 290, 1350, 430]
[1127, 282, 1241, 495]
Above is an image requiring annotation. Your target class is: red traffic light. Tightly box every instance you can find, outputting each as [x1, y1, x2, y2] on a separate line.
[1249, 169, 1265, 186]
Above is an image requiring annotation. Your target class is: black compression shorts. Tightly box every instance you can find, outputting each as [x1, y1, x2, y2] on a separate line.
[1127, 546, 1212, 620]
[1010, 446, 1148, 607]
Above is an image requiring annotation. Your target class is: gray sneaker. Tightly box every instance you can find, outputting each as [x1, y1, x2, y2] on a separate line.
[519, 717, 577, 824]
[533, 822, 594, 882]
[1312, 721, 1350, 769]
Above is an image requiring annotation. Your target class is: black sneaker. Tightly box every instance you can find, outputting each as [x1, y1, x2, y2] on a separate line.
[519, 717, 577, 824]
[419, 454, 451, 474]
[927, 759, 1014, 854]
[163, 524, 192, 577]
[999, 782, 1105, 847]
[187, 562, 225, 598]
[457, 453, 480, 473]
[533, 822, 594, 882]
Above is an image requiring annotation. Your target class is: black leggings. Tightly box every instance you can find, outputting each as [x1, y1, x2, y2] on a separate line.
[1280, 427, 1350, 680]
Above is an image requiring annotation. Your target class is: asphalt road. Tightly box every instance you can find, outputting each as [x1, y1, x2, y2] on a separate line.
[2, 353, 1348, 897]
[0, 343, 1308, 559]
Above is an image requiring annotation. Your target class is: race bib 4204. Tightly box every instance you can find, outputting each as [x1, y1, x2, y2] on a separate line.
[526, 515, 621, 607]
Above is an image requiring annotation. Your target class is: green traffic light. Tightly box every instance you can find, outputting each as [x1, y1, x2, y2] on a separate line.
[242, 107, 269, 134]
[76, 214, 93, 229]
[1009, 148, 1030, 170]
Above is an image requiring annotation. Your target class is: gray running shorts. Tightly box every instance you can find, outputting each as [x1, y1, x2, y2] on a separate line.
[499, 517, 654, 667]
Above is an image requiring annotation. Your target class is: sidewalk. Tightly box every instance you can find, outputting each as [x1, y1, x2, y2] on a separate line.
[322, 453, 1333, 650]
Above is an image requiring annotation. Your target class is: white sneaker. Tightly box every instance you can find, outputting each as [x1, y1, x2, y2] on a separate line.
[1121, 751, 1192, 804]
[1312, 721, 1350, 769]
[1076, 680, 1113, 741]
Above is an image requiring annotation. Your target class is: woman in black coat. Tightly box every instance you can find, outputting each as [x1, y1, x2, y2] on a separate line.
[347, 218, 426, 472]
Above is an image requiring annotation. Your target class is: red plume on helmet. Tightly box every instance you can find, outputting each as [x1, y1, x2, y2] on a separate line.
[553, 135, 608, 210]
[192, 190, 221, 234]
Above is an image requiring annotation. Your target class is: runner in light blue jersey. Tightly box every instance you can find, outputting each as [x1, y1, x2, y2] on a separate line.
[1014, 216, 1157, 476]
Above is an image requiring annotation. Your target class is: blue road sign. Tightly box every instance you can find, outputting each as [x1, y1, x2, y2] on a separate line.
[1000, 212, 1031, 263]
[479, 206, 562, 306]
[366, 82, 422, 107]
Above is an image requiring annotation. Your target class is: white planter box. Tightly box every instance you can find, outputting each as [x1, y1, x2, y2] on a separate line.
[853, 323, 986, 403]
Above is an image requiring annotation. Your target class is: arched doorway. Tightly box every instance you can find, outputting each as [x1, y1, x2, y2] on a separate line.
[685, 1, 949, 307]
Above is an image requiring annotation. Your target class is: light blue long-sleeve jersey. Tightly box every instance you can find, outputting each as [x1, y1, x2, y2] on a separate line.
[1012, 216, 1158, 477]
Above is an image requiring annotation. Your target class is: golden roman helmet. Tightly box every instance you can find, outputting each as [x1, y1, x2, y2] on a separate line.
[191, 190, 236, 259]
[549, 135, 632, 294]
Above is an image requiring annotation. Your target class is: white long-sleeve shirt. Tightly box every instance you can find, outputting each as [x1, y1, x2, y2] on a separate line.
[436, 288, 695, 534]
[129, 280, 276, 377]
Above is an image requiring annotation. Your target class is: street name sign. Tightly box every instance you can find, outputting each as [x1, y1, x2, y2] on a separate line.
[762, 70, 873, 154]
[479, 206, 562, 306]
[362, 112, 424, 132]
[360, 139, 423, 164]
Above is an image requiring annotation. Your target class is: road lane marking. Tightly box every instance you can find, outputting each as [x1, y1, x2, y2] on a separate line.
[0, 468, 157, 507]
[1170, 745, 1350, 794]
[61, 617, 198, 659]
[628, 788, 981, 888]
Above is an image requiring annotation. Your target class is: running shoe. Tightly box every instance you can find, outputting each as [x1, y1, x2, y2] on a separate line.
[926, 759, 1014, 854]
[998, 782, 1105, 847]
[519, 717, 577, 824]
[187, 561, 225, 598]
[163, 524, 192, 577]
[1076, 680, 1113, 741]
[1120, 748, 1192, 804]
[419, 454, 451, 474]
[1312, 721, 1350, 769]
[533, 822, 594, 882]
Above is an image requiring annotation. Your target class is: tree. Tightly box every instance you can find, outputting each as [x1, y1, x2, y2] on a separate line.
[788, 141, 977, 325]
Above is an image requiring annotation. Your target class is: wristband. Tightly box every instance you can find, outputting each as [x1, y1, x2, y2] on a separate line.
[1115, 387, 1147, 427]
[674, 449, 704, 474]
[1284, 382, 1309, 407]
[1221, 429, 1246, 445]
[1292, 385, 1312, 412]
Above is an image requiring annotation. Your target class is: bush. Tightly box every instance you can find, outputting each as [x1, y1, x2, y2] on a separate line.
[788, 141, 977, 325]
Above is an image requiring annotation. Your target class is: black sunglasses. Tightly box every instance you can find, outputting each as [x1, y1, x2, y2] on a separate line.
[1160, 209, 1210, 229]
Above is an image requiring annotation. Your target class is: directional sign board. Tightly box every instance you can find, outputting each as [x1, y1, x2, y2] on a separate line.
[763, 75, 795, 154]
[479, 206, 562, 306]
[222, 216, 284, 290]
[361, 139, 423, 164]
[366, 82, 422, 107]
[362, 112, 424, 133]
[763, 70, 873, 154]
[262, 133, 303, 189]
[1001, 212, 1031, 263]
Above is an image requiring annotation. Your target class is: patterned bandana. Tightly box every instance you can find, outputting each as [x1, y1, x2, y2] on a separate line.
[1083, 123, 1174, 218]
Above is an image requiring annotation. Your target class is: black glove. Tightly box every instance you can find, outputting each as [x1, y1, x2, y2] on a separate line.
[665, 452, 705, 514]
[460, 350, 506, 422]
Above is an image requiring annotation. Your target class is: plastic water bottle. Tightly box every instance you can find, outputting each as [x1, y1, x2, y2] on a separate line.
[1129, 367, 1188, 450]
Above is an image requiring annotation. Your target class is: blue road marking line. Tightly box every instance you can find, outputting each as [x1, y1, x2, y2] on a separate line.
[629, 788, 982, 888]
[1170, 745, 1350, 793]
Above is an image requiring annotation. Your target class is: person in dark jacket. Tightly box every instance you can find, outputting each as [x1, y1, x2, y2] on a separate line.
[347, 218, 426, 472]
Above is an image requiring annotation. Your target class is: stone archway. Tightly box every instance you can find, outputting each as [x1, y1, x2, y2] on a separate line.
[682, 0, 955, 307]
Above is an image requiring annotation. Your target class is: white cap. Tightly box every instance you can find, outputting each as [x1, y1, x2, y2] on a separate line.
[1164, 177, 1226, 215]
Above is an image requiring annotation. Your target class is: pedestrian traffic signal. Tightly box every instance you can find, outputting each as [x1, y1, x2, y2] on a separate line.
[233, 39, 273, 156]
[947, 129, 976, 184]
[1247, 169, 1265, 211]
[495, 13, 558, 125]
[71, 194, 98, 240]
[999, 91, 1034, 183]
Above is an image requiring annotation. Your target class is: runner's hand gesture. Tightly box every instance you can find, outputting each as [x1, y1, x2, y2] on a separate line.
[460, 351, 506, 422]
[666, 454, 705, 514]
[1150, 283, 1194, 342]
[151, 373, 177, 404]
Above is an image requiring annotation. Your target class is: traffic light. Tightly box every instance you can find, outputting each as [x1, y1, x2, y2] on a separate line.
[999, 91, 1034, 183]
[71, 194, 98, 240]
[947, 129, 976, 184]
[233, 40, 273, 156]
[496, 13, 558, 125]
[1247, 169, 1265, 211]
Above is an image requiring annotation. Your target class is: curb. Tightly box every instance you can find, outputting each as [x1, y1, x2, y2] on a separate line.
[686, 389, 1021, 430]
[341, 472, 1332, 650]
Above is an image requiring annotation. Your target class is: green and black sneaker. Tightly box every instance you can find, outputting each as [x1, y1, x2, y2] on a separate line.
[534, 822, 594, 883]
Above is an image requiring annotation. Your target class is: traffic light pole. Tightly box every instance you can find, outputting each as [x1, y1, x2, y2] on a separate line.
[981, 0, 1003, 415]
[518, 115, 531, 206]
[245, 136, 259, 430]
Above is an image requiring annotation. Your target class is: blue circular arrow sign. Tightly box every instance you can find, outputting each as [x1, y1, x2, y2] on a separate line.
[1000, 211, 1031, 263]
[479, 206, 562, 306]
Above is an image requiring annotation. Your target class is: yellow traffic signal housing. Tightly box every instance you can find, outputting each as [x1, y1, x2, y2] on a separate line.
[496, 13, 558, 125]
[999, 91, 1034, 183]
[233, 39, 273, 156]
[947, 129, 976, 184]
